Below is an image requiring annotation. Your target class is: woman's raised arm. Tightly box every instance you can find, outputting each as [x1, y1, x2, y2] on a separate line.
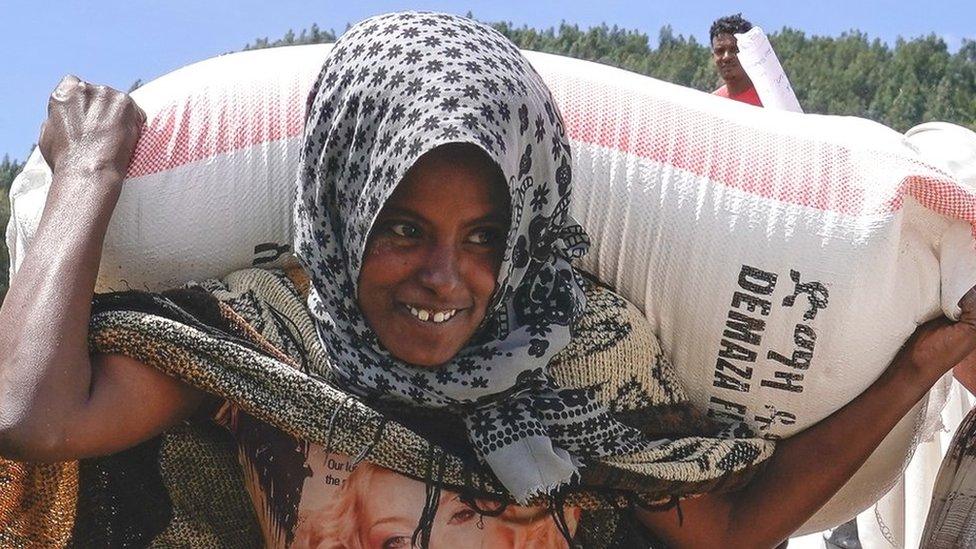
[639, 289, 976, 548]
[0, 77, 206, 462]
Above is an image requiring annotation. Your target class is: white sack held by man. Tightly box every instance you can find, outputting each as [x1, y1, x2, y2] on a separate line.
[734, 26, 803, 113]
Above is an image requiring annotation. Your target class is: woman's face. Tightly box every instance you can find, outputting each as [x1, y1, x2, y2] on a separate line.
[358, 144, 510, 368]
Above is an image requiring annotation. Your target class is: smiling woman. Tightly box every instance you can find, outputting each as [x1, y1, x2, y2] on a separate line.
[358, 143, 510, 368]
[0, 12, 775, 547]
[292, 10, 646, 503]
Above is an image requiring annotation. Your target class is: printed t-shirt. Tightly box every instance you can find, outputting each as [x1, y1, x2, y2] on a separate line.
[214, 403, 580, 549]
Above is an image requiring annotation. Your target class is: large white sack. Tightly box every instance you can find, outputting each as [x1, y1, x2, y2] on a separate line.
[8, 45, 976, 533]
[854, 122, 976, 549]
[535, 53, 975, 534]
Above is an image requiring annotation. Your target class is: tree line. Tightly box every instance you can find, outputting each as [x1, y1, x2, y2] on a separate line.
[244, 19, 976, 132]
[2, 19, 975, 299]
[1, 155, 22, 300]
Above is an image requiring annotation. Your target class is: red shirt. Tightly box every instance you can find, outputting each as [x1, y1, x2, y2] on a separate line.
[713, 84, 763, 107]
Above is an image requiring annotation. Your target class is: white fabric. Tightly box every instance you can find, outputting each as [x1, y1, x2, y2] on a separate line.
[8, 44, 976, 531]
[734, 26, 803, 113]
[849, 122, 976, 549]
[855, 380, 975, 549]
[7, 46, 328, 288]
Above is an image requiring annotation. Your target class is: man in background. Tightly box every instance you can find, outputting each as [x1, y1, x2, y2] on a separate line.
[710, 13, 763, 107]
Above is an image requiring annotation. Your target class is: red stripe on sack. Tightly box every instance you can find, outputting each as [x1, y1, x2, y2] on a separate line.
[543, 71, 930, 218]
[897, 175, 976, 239]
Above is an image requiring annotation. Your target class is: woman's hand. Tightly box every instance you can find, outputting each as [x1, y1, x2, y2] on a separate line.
[897, 287, 976, 385]
[39, 75, 145, 182]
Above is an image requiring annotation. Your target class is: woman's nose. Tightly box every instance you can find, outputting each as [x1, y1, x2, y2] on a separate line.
[418, 243, 462, 294]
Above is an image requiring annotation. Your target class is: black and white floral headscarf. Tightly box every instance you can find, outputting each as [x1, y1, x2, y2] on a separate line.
[295, 12, 659, 502]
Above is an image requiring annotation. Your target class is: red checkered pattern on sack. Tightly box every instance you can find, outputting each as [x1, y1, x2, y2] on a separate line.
[126, 74, 311, 179]
[540, 69, 976, 227]
[121, 52, 976, 235]
[899, 173, 976, 239]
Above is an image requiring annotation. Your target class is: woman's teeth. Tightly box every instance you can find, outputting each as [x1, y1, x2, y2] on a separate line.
[408, 306, 458, 323]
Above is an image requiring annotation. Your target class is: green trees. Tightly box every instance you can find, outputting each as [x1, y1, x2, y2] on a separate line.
[0, 155, 23, 300]
[244, 23, 338, 51]
[240, 19, 976, 133]
[490, 21, 976, 133]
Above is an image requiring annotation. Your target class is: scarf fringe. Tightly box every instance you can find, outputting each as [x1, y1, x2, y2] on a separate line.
[513, 468, 580, 506]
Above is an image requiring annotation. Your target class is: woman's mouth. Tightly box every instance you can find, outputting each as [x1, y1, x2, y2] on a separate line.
[403, 304, 459, 324]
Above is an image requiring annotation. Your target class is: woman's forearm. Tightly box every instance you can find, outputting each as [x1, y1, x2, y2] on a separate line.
[722, 310, 976, 547]
[0, 79, 204, 463]
[639, 308, 976, 549]
[0, 167, 122, 457]
[722, 362, 935, 547]
[639, 363, 935, 549]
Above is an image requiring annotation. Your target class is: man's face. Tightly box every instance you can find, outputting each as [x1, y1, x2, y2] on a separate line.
[712, 33, 747, 83]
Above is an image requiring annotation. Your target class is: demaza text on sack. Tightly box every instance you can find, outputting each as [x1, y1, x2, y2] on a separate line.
[706, 265, 829, 438]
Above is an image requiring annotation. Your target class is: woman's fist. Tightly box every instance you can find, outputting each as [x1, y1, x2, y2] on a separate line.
[898, 286, 976, 383]
[39, 75, 145, 182]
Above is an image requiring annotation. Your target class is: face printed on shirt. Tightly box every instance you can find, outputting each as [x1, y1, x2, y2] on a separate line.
[291, 457, 579, 549]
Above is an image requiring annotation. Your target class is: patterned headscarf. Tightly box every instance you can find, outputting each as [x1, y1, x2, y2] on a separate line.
[295, 12, 658, 502]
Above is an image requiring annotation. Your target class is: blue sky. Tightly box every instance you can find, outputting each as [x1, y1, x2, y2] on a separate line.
[3, 0, 974, 160]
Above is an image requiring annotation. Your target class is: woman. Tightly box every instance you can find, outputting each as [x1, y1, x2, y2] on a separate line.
[1, 12, 975, 548]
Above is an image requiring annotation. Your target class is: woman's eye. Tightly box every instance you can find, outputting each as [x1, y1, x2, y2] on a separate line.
[382, 535, 411, 549]
[389, 222, 419, 238]
[467, 228, 502, 246]
[448, 507, 477, 525]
